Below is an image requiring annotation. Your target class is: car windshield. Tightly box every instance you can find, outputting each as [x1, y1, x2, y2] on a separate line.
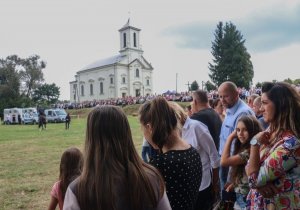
[55, 110, 66, 116]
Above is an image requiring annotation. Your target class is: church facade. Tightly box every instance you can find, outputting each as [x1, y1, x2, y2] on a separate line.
[69, 20, 153, 102]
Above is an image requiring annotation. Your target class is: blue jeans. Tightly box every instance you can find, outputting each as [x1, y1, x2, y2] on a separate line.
[235, 193, 247, 209]
[219, 166, 229, 191]
[141, 146, 151, 163]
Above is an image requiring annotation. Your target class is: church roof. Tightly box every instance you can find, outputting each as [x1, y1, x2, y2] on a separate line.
[119, 19, 141, 32]
[79, 54, 126, 71]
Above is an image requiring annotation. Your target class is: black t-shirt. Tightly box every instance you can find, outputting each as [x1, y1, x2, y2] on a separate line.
[191, 108, 222, 151]
[150, 146, 202, 210]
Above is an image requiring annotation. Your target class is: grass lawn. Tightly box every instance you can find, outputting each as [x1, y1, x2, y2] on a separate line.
[0, 113, 143, 210]
[0, 102, 190, 209]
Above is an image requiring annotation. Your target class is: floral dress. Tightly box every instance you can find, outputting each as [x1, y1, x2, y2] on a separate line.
[246, 131, 300, 209]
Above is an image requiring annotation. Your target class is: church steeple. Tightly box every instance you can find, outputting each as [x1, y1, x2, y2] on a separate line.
[119, 19, 142, 53]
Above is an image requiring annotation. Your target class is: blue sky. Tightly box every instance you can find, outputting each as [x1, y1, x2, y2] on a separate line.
[0, 0, 300, 99]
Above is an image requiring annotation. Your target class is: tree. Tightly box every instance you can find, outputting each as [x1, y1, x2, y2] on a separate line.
[19, 55, 46, 98]
[208, 22, 254, 88]
[255, 82, 263, 88]
[205, 81, 217, 91]
[283, 78, 293, 84]
[190, 80, 199, 91]
[32, 83, 60, 105]
[293, 78, 300, 85]
[0, 55, 22, 118]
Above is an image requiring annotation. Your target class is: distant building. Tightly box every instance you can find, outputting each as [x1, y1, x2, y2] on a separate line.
[69, 19, 153, 102]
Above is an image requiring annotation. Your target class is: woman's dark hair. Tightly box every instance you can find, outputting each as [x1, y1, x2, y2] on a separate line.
[230, 115, 262, 185]
[139, 97, 178, 152]
[262, 82, 300, 137]
[77, 106, 163, 210]
[212, 98, 221, 109]
[59, 147, 83, 201]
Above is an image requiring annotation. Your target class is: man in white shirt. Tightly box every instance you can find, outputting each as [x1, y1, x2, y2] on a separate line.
[170, 102, 220, 210]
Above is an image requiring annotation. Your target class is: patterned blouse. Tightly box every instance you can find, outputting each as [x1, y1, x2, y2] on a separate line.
[234, 150, 250, 195]
[246, 131, 300, 209]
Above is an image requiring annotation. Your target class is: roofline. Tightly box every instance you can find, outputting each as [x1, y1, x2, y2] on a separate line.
[118, 26, 141, 32]
[76, 63, 128, 74]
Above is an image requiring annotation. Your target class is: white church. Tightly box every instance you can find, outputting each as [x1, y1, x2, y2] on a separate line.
[69, 20, 153, 102]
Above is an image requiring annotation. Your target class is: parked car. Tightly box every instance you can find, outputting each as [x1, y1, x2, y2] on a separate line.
[44, 109, 67, 123]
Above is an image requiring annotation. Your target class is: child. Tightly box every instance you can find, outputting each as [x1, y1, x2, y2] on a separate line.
[221, 115, 262, 209]
[48, 147, 83, 210]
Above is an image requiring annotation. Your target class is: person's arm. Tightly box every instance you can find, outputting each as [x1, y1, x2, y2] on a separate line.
[193, 124, 220, 195]
[247, 133, 299, 188]
[220, 130, 245, 167]
[156, 191, 172, 210]
[48, 196, 58, 210]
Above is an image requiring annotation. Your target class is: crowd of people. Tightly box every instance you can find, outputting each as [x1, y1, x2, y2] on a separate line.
[48, 81, 300, 210]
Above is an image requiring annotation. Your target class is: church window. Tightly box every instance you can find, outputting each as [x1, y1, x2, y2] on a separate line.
[100, 82, 103, 94]
[110, 77, 114, 84]
[136, 69, 139, 77]
[123, 33, 126, 48]
[90, 84, 93, 95]
[81, 85, 84, 96]
[147, 79, 150, 86]
[122, 77, 126, 84]
[133, 33, 137, 47]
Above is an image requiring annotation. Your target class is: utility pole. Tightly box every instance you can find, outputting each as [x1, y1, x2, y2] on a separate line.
[185, 81, 190, 92]
[176, 73, 178, 93]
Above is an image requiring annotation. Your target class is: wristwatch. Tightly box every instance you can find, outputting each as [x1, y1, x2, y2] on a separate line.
[250, 138, 261, 146]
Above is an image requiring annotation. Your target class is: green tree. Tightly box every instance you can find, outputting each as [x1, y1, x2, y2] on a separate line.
[209, 22, 254, 88]
[283, 78, 293, 84]
[20, 55, 46, 98]
[255, 82, 263, 88]
[0, 55, 22, 119]
[190, 80, 199, 91]
[205, 81, 217, 91]
[293, 78, 300, 85]
[32, 83, 60, 105]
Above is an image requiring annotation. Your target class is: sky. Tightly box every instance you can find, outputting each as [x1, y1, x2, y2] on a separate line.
[1, 0, 300, 100]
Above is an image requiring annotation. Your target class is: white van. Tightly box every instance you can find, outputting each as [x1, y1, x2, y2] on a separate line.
[3, 108, 23, 124]
[44, 109, 67, 123]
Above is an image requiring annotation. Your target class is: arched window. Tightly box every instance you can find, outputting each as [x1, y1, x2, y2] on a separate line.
[133, 32, 137, 47]
[81, 85, 84, 96]
[100, 82, 103, 94]
[110, 77, 114, 84]
[147, 79, 150, 86]
[122, 77, 126, 84]
[123, 33, 126, 48]
[90, 84, 93, 95]
[136, 69, 139, 77]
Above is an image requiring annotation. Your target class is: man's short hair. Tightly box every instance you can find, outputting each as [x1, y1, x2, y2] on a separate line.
[193, 90, 208, 104]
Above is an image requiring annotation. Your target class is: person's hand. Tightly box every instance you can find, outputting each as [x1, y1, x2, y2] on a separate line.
[225, 183, 234, 192]
[228, 130, 237, 141]
[257, 183, 278, 198]
[253, 131, 271, 145]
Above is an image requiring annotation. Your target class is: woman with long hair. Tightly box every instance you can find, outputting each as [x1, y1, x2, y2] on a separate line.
[63, 106, 171, 210]
[48, 147, 83, 210]
[221, 116, 262, 209]
[139, 97, 202, 210]
[246, 82, 300, 209]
